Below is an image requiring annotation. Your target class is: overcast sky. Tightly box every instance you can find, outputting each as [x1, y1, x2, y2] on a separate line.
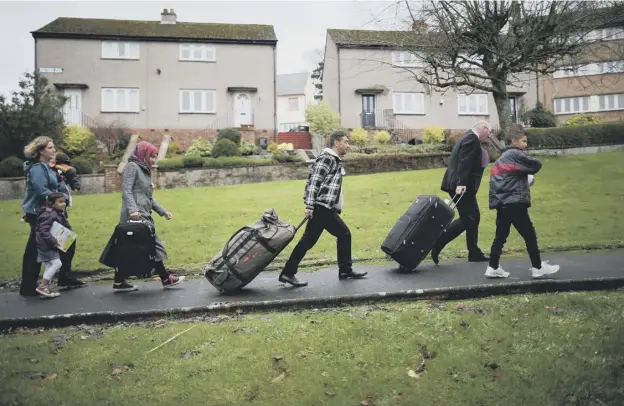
[0, 0, 407, 98]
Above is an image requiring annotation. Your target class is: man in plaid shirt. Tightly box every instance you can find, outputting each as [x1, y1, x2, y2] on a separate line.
[279, 131, 367, 287]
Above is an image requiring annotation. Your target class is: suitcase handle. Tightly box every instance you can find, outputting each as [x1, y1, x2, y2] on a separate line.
[448, 193, 464, 212]
[295, 217, 308, 233]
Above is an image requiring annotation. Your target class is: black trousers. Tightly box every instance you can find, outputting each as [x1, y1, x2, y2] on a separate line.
[435, 192, 482, 256]
[488, 206, 542, 269]
[282, 205, 352, 276]
[20, 213, 76, 295]
[114, 261, 169, 283]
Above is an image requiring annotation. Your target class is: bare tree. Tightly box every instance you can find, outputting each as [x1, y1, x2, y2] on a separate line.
[395, 0, 624, 134]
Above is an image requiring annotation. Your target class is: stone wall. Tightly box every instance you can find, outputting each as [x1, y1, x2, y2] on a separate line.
[0, 174, 105, 201]
[131, 128, 277, 151]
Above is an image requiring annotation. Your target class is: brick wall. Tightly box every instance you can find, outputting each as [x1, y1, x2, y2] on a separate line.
[276, 132, 312, 149]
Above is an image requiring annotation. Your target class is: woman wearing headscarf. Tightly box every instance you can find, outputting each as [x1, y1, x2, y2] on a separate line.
[113, 141, 184, 292]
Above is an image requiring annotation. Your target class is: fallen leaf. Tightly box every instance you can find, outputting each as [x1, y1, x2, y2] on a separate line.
[324, 391, 336, 397]
[360, 399, 374, 406]
[26, 372, 46, 380]
[460, 320, 470, 328]
[271, 372, 286, 383]
[310, 319, 321, 324]
[181, 350, 200, 359]
[407, 369, 420, 378]
[272, 355, 283, 362]
[29, 358, 39, 364]
[44, 373, 57, 380]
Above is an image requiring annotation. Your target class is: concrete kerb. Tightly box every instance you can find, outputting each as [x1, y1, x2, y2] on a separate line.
[2, 276, 624, 333]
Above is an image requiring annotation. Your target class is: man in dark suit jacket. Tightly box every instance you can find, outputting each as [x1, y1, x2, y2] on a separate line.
[431, 120, 492, 264]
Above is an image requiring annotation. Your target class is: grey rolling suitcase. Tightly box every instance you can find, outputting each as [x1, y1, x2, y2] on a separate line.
[203, 209, 306, 292]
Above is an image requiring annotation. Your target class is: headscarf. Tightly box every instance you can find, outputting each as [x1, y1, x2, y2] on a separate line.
[130, 141, 158, 169]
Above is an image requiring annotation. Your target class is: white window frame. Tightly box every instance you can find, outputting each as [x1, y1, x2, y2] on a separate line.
[553, 96, 591, 115]
[391, 51, 423, 68]
[457, 93, 488, 115]
[101, 88, 140, 113]
[179, 44, 216, 62]
[179, 89, 217, 114]
[279, 122, 304, 132]
[101, 41, 140, 60]
[597, 93, 624, 112]
[392, 92, 425, 115]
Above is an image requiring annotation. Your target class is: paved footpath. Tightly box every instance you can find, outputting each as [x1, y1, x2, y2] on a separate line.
[1, 249, 623, 328]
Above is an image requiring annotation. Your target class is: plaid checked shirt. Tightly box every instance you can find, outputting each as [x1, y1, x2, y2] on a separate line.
[304, 149, 344, 211]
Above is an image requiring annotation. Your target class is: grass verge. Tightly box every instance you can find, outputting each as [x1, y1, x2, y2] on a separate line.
[1, 291, 623, 405]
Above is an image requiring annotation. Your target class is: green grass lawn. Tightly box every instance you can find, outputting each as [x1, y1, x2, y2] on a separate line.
[1, 152, 623, 279]
[1, 291, 623, 405]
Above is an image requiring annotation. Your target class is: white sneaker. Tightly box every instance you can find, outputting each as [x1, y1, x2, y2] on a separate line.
[531, 261, 560, 278]
[484, 266, 510, 278]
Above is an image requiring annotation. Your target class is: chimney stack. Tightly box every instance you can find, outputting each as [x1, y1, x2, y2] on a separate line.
[412, 20, 427, 35]
[160, 8, 177, 24]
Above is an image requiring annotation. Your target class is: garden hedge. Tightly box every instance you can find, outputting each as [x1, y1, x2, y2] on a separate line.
[526, 123, 624, 149]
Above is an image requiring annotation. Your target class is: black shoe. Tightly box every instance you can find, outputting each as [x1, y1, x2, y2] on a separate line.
[58, 278, 86, 289]
[468, 253, 490, 262]
[113, 281, 138, 292]
[431, 245, 441, 265]
[339, 270, 367, 280]
[278, 274, 308, 287]
[20, 290, 39, 297]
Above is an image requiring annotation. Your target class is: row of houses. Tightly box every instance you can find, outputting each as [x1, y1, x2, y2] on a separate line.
[32, 8, 624, 147]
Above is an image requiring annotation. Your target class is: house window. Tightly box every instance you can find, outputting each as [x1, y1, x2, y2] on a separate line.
[598, 94, 624, 111]
[458, 94, 488, 115]
[287, 97, 299, 111]
[101, 88, 140, 113]
[101, 42, 140, 60]
[179, 44, 216, 62]
[391, 52, 423, 68]
[602, 60, 624, 74]
[392, 92, 425, 114]
[280, 123, 303, 132]
[553, 96, 590, 114]
[179, 90, 216, 113]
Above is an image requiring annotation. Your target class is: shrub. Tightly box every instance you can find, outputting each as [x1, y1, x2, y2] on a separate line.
[305, 101, 342, 137]
[526, 123, 624, 149]
[185, 138, 213, 157]
[203, 157, 273, 168]
[0, 156, 24, 177]
[62, 125, 98, 156]
[374, 130, 391, 144]
[212, 139, 241, 158]
[217, 128, 242, 145]
[239, 139, 258, 156]
[157, 157, 183, 171]
[71, 156, 93, 174]
[278, 143, 294, 151]
[350, 128, 369, 148]
[183, 156, 203, 168]
[267, 141, 279, 152]
[272, 151, 302, 163]
[564, 113, 604, 127]
[166, 140, 181, 157]
[522, 102, 556, 128]
[422, 126, 445, 144]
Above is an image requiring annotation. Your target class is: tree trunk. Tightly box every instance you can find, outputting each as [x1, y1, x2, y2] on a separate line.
[492, 82, 511, 148]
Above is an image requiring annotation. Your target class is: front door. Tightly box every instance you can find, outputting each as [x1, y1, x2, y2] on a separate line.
[508, 96, 518, 123]
[233, 92, 252, 127]
[63, 89, 82, 125]
[362, 95, 376, 128]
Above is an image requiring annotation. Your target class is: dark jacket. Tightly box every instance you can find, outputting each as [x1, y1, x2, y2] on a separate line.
[35, 204, 72, 253]
[441, 130, 485, 195]
[489, 147, 542, 209]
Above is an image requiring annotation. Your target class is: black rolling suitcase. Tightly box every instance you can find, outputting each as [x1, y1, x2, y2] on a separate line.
[99, 220, 157, 279]
[381, 194, 461, 270]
